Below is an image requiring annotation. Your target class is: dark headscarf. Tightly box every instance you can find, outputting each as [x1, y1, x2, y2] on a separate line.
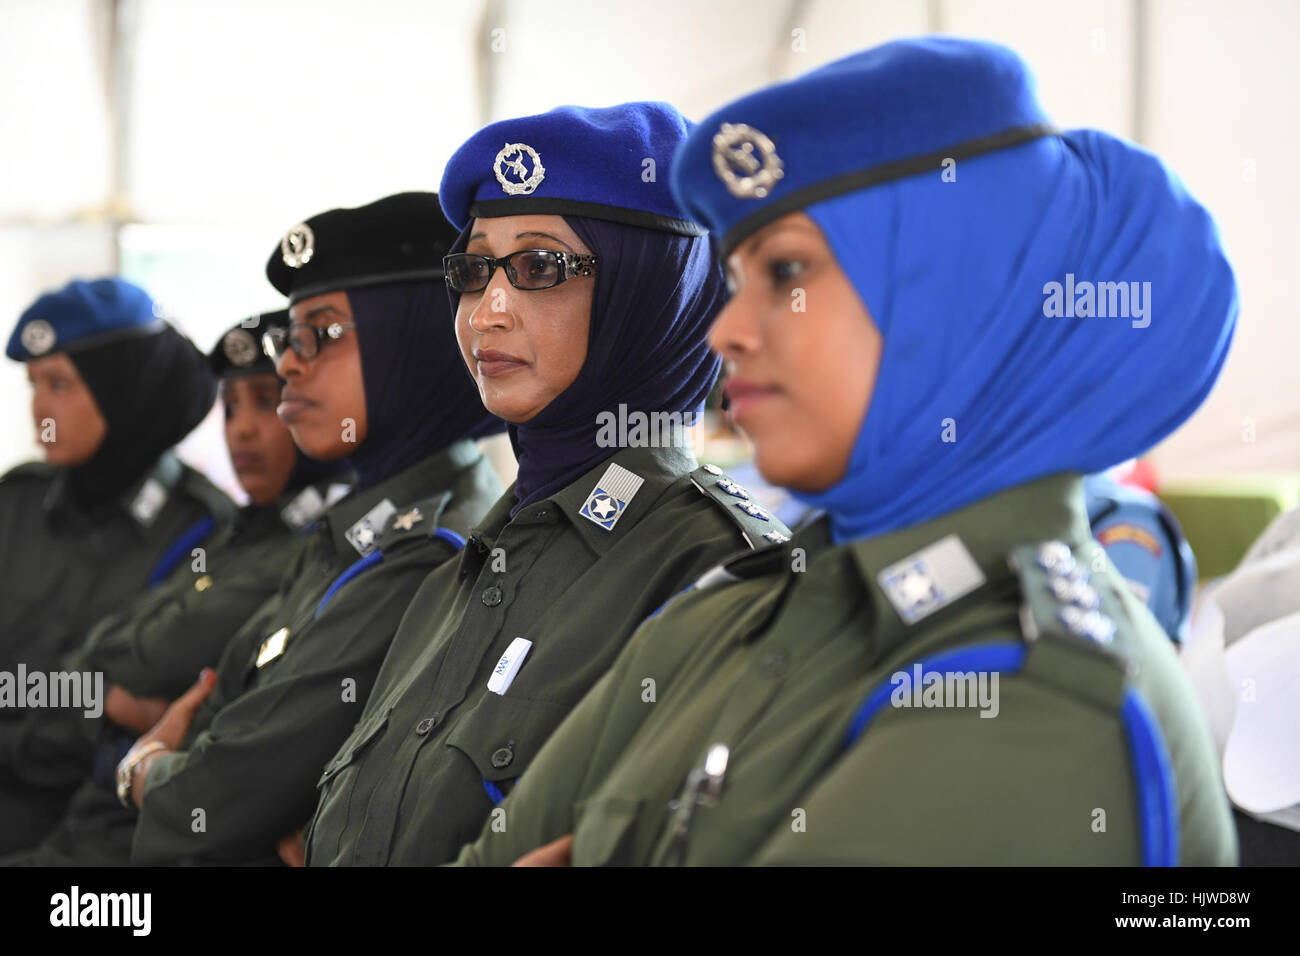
[447, 216, 724, 513]
[65, 324, 216, 507]
[347, 279, 501, 490]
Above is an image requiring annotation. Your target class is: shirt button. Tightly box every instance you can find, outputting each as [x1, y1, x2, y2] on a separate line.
[415, 716, 437, 735]
[481, 585, 503, 607]
[490, 746, 513, 768]
[760, 651, 789, 678]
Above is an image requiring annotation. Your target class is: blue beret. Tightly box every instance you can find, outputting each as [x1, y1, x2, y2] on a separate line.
[440, 102, 706, 236]
[7, 277, 164, 362]
[670, 37, 1056, 254]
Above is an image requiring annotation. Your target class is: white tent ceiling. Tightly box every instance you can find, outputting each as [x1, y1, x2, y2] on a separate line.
[0, 0, 1296, 481]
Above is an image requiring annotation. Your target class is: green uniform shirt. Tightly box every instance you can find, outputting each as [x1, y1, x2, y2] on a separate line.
[0, 451, 233, 676]
[306, 443, 790, 866]
[16, 441, 499, 867]
[0, 480, 345, 800]
[452, 474, 1238, 866]
[0, 452, 232, 855]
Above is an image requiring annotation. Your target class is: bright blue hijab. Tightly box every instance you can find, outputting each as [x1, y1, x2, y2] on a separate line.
[790, 129, 1238, 543]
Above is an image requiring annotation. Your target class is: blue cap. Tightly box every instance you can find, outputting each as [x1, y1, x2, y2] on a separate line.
[439, 102, 706, 236]
[7, 277, 165, 361]
[670, 37, 1056, 254]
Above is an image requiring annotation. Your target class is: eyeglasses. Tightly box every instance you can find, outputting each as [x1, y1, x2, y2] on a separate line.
[443, 249, 599, 293]
[261, 321, 357, 362]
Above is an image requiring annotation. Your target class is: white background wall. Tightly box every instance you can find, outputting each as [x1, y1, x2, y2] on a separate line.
[1, 0, 1295, 489]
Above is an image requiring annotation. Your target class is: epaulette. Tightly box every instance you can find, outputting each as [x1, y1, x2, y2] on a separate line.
[1009, 538, 1134, 711]
[0, 460, 56, 484]
[689, 463, 792, 550]
[370, 490, 461, 554]
[179, 462, 237, 524]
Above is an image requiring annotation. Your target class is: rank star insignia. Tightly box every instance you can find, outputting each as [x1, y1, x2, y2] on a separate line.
[578, 462, 644, 532]
[493, 142, 546, 196]
[736, 501, 769, 521]
[763, 531, 790, 544]
[393, 508, 424, 531]
[715, 478, 750, 500]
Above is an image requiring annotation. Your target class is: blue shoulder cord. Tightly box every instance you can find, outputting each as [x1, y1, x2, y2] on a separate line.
[146, 515, 217, 587]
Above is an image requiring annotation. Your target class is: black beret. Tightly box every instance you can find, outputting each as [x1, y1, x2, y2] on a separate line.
[208, 309, 286, 378]
[265, 192, 460, 304]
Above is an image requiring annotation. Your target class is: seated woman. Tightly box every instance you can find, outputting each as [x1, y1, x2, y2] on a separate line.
[0, 277, 231, 855]
[452, 38, 1240, 866]
[303, 102, 788, 866]
[0, 310, 351, 860]
[13, 192, 504, 866]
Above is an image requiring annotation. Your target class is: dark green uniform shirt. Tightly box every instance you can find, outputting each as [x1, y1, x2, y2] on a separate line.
[129, 441, 501, 865]
[11, 441, 498, 867]
[0, 451, 233, 676]
[0, 480, 345, 800]
[452, 474, 1238, 866]
[0, 452, 232, 855]
[306, 443, 790, 866]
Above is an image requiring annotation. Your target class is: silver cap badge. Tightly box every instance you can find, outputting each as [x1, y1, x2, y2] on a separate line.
[493, 142, 546, 196]
[20, 319, 56, 356]
[221, 327, 260, 367]
[281, 223, 315, 269]
[712, 122, 785, 199]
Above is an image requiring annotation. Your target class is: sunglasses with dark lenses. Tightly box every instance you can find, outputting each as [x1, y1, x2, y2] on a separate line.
[261, 321, 357, 362]
[443, 249, 599, 293]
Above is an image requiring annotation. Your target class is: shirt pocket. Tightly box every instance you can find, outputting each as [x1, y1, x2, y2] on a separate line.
[444, 692, 574, 793]
[572, 793, 646, 866]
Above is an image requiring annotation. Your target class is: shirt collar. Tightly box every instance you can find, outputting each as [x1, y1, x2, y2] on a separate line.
[323, 440, 482, 556]
[842, 472, 1091, 654]
[474, 441, 699, 558]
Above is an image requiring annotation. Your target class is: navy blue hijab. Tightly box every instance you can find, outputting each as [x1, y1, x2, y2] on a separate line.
[347, 280, 501, 491]
[448, 216, 725, 513]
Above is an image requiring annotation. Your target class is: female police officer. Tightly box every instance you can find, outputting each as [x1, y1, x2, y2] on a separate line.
[0, 310, 349, 863]
[16, 193, 504, 866]
[0, 277, 230, 854]
[451, 38, 1239, 866]
[301, 103, 788, 866]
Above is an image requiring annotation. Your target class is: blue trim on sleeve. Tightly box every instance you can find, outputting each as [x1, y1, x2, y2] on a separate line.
[433, 527, 467, 551]
[1121, 689, 1180, 866]
[841, 640, 1177, 867]
[147, 515, 217, 587]
[482, 777, 507, 805]
[315, 551, 384, 619]
[841, 641, 1027, 748]
[647, 584, 696, 621]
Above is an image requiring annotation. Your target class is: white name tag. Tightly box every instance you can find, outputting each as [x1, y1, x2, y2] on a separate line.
[487, 638, 533, 695]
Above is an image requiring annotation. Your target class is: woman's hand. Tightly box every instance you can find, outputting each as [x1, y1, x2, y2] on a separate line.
[105, 684, 170, 734]
[511, 834, 574, 867]
[130, 669, 217, 809]
[277, 828, 306, 867]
